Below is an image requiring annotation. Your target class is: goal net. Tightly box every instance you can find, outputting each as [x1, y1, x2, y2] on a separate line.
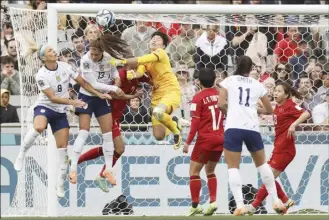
[4, 3, 329, 217]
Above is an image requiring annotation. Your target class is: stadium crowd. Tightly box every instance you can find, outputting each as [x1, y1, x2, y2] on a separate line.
[0, 0, 328, 131]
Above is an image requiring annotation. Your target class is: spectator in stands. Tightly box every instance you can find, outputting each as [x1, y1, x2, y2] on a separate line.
[305, 62, 326, 89]
[273, 27, 300, 65]
[4, 38, 18, 70]
[71, 33, 86, 65]
[245, 26, 268, 74]
[1, 22, 14, 56]
[272, 62, 293, 85]
[1, 56, 20, 95]
[121, 21, 156, 57]
[296, 75, 317, 110]
[121, 97, 149, 132]
[289, 40, 309, 80]
[312, 90, 329, 131]
[175, 64, 196, 119]
[167, 24, 196, 68]
[195, 25, 228, 71]
[58, 48, 73, 63]
[0, 89, 19, 124]
[84, 23, 101, 51]
[28, 0, 47, 10]
[57, 0, 84, 30]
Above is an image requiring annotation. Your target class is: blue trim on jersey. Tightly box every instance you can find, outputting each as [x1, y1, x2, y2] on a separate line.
[224, 128, 264, 152]
[44, 62, 59, 71]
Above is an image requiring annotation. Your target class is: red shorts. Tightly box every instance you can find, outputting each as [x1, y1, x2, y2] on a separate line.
[112, 120, 121, 139]
[268, 152, 295, 172]
[191, 146, 223, 164]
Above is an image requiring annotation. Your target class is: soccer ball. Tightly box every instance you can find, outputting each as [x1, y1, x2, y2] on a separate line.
[95, 9, 116, 28]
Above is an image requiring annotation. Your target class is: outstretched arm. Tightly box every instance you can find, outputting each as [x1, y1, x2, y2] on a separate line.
[127, 65, 147, 80]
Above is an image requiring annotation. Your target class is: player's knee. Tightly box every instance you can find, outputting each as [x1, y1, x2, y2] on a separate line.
[34, 125, 46, 133]
[153, 107, 165, 121]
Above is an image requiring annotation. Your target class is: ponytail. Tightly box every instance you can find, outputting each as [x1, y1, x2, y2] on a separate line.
[234, 55, 253, 76]
[276, 82, 302, 99]
[24, 37, 42, 59]
[89, 33, 130, 59]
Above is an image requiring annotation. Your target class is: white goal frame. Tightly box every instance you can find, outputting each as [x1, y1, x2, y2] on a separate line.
[44, 3, 328, 217]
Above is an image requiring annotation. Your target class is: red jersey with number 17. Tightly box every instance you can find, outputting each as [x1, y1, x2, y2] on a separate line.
[110, 69, 149, 121]
[186, 88, 224, 151]
[273, 98, 305, 155]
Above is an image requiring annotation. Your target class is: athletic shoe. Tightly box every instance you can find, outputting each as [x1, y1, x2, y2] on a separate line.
[203, 202, 218, 216]
[95, 175, 109, 193]
[186, 205, 203, 216]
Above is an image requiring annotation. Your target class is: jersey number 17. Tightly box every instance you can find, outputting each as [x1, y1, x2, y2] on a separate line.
[208, 105, 222, 131]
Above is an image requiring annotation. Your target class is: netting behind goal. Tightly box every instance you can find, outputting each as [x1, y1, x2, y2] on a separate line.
[4, 6, 329, 217]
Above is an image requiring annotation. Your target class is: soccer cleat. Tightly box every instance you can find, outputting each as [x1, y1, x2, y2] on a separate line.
[283, 199, 295, 214]
[233, 206, 248, 216]
[246, 204, 257, 215]
[173, 133, 182, 150]
[14, 156, 24, 172]
[203, 202, 218, 216]
[172, 116, 182, 131]
[69, 170, 77, 184]
[103, 170, 117, 186]
[186, 205, 203, 216]
[95, 175, 109, 193]
[273, 199, 286, 215]
[56, 184, 65, 198]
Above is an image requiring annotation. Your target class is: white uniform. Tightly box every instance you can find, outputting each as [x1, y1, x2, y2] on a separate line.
[35, 61, 79, 113]
[79, 51, 119, 96]
[220, 75, 267, 132]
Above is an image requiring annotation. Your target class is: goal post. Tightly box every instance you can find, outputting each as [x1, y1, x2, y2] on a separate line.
[4, 2, 329, 217]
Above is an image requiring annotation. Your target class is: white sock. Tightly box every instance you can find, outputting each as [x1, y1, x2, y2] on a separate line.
[257, 163, 279, 203]
[70, 130, 88, 171]
[101, 132, 114, 171]
[57, 148, 68, 186]
[18, 128, 40, 158]
[228, 168, 244, 209]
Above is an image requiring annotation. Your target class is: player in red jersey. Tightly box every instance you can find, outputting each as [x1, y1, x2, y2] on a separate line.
[248, 82, 310, 215]
[183, 68, 225, 216]
[76, 68, 149, 192]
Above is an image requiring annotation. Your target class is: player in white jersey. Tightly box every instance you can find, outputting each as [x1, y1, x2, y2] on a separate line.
[69, 33, 130, 186]
[219, 56, 285, 216]
[14, 43, 110, 198]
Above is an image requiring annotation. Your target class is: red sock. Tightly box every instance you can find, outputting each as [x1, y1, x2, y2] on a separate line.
[207, 174, 217, 203]
[252, 184, 268, 208]
[78, 147, 103, 164]
[275, 181, 288, 203]
[112, 151, 122, 167]
[252, 181, 289, 208]
[190, 176, 201, 207]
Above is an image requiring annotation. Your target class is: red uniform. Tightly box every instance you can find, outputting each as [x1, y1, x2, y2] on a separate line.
[110, 69, 149, 139]
[269, 98, 305, 171]
[186, 88, 224, 164]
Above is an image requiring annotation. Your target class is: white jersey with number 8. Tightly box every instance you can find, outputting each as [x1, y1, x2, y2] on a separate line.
[220, 75, 267, 132]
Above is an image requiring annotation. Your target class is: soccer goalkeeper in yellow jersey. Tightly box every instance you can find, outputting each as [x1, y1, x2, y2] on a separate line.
[111, 31, 182, 150]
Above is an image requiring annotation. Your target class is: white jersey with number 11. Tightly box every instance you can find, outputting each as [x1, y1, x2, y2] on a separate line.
[220, 75, 267, 132]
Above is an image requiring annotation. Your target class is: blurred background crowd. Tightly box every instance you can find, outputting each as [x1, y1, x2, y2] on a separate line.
[1, 0, 328, 132]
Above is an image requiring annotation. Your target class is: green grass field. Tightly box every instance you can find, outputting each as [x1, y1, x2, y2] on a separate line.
[1, 216, 328, 220]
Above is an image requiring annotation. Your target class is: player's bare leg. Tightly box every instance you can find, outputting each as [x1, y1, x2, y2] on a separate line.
[187, 161, 204, 216]
[70, 114, 91, 184]
[250, 150, 285, 214]
[54, 128, 69, 198]
[224, 149, 248, 216]
[97, 113, 116, 186]
[152, 104, 182, 149]
[203, 161, 219, 216]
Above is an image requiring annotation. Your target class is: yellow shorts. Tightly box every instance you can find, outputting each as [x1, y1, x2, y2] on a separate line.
[151, 89, 181, 128]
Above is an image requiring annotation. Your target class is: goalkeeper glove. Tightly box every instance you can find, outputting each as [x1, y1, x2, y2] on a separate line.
[109, 58, 126, 67]
[126, 70, 136, 80]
